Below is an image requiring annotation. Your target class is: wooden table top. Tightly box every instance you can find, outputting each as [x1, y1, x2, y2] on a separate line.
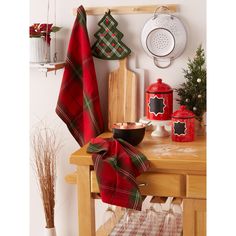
[69, 131, 206, 172]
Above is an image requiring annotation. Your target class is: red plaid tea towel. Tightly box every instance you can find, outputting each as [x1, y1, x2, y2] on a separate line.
[87, 137, 150, 210]
[56, 5, 104, 146]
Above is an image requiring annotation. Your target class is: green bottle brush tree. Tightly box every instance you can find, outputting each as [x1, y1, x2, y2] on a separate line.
[176, 45, 206, 123]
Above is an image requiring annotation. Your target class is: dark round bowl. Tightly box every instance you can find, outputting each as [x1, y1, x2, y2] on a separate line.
[112, 122, 146, 146]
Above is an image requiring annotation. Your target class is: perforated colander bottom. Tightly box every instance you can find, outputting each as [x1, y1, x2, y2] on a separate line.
[146, 28, 175, 57]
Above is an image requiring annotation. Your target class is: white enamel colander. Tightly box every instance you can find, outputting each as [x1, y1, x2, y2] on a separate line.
[141, 11, 187, 68]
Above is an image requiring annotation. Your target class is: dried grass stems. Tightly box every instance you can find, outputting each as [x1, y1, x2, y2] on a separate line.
[32, 126, 61, 228]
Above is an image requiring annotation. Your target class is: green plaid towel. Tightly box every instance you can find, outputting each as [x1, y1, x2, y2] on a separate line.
[92, 10, 131, 60]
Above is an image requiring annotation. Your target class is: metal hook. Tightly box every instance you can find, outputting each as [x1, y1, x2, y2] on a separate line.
[53, 52, 57, 63]
[154, 5, 171, 18]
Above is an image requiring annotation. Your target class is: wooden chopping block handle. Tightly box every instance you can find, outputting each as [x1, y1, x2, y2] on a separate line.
[108, 57, 137, 130]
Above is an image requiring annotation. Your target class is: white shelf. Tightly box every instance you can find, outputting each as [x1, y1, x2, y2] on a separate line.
[30, 61, 65, 73]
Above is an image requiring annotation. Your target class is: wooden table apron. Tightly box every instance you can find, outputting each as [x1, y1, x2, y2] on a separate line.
[66, 132, 206, 236]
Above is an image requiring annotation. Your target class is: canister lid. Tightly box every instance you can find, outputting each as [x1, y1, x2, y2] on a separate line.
[172, 105, 195, 119]
[146, 78, 173, 93]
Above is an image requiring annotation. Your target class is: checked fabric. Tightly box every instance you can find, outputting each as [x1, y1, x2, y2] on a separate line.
[56, 5, 104, 146]
[110, 210, 183, 236]
[92, 10, 131, 60]
[87, 137, 150, 210]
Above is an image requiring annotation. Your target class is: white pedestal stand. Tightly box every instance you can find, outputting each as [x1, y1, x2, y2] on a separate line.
[139, 117, 171, 137]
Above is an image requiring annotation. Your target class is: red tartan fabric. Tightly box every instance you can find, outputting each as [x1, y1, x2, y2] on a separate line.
[87, 137, 150, 210]
[56, 5, 104, 146]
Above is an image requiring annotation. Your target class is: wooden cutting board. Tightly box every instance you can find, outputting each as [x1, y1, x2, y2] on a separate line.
[108, 57, 137, 131]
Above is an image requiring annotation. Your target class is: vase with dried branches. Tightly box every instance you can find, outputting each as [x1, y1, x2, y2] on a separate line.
[31, 126, 61, 236]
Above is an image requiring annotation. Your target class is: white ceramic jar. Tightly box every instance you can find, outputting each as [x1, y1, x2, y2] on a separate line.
[30, 37, 50, 63]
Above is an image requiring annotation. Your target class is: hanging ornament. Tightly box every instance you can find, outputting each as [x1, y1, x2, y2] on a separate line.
[197, 78, 201, 83]
[198, 94, 202, 98]
[185, 98, 190, 102]
[193, 107, 197, 111]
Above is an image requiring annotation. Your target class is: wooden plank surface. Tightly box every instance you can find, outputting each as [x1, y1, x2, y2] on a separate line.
[77, 166, 95, 236]
[108, 58, 137, 131]
[186, 175, 206, 199]
[183, 199, 206, 236]
[69, 132, 206, 173]
[91, 171, 186, 197]
[65, 172, 77, 184]
[73, 4, 178, 15]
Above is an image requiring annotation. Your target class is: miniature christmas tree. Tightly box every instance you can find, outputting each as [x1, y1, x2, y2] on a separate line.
[91, 10, 131, 60]
[176, 45, 206, 122]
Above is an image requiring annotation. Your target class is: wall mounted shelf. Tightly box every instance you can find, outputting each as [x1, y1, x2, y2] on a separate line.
[30, 62, 65, 74]
[73, 4, 178, 15]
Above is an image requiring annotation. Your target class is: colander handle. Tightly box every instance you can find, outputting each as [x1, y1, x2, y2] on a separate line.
[153, 57, 172, 69]
[154, 6, 171, 18]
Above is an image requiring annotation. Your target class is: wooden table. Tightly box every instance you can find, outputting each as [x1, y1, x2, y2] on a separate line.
[65, 131, 206, 236]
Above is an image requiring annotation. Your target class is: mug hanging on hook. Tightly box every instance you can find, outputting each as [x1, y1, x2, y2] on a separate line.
[141, 5, 187, 69]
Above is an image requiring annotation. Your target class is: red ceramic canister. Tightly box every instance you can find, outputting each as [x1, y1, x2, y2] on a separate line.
[146, 78, 173, 120]
[171, 105, 195, 142]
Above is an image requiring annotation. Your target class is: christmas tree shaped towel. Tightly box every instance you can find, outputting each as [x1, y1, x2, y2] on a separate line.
[92, 10, 131, 60]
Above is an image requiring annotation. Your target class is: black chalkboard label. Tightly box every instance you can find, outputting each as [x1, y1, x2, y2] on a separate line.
[148, 96, 165, 116]
[174, 121, 187, 136]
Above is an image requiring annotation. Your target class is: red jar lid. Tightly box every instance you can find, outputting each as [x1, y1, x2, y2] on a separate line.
[146, 78, 173, 93]
[172, 105, 195, 119]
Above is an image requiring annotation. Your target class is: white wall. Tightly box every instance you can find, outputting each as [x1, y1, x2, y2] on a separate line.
[30, 0, 206, 235]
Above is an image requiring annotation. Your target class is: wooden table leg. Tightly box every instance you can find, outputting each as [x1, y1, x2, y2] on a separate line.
[77, 166, 95, 236]
[183, 199, 206, 236]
